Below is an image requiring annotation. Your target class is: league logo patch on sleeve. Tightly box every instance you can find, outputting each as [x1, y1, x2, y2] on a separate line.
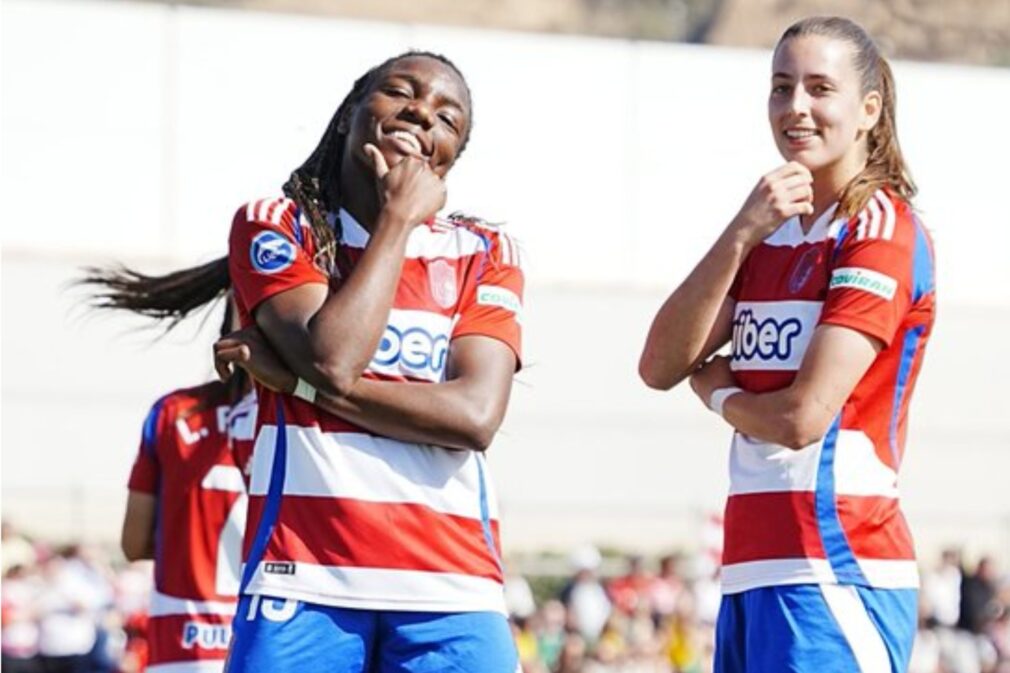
[250, 230, 296, 274]
[829, 267, 898, 300]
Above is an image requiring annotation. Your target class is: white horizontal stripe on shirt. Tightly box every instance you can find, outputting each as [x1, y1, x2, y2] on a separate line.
[146, 662, 226, 673]
[721, 558, 837, 594]
[728, 433, 822, 495]
[721, 558, 919, 595]
[243, 562, 506, 615]
[249, 426, 496, 520]
[148, 590, 237, 617]
[200, 465, 245, 493]
[728, 430, 899, 498]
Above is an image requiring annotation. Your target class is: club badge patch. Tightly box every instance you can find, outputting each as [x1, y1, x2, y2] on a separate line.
[788, 247, 823, 294]
[250, 230, 296, 274]
[427, 259, 458, 309]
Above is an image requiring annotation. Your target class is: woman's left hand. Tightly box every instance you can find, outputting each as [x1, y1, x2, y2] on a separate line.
[689, 355, 736, 407]
[214, 326, 297, 394]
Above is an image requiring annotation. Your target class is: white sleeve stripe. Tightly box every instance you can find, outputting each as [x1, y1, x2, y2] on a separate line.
[855, 211, 867, 240]
[866, 198, 882, 239]
[876, 192, 896, 240]
[268, 198, 288, 226]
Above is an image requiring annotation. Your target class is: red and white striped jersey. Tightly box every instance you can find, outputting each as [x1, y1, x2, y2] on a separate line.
[228, 198, 524, 614]
[721, 189, 936, 595]
[128, 382, 247, 671]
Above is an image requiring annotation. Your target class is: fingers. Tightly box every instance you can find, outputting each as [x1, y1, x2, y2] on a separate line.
[213, 340, 252, 380]
[363, 143, 390, 180]
[214, 358, 232, 382]
[779, 161, 813, 181]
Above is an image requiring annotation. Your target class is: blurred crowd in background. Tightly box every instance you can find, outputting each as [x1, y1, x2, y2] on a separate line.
[2, 519, 1008, 673]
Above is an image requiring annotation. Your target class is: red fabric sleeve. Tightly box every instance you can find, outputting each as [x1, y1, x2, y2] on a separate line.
[127, 398, 164, 494]
[453, 229, 524, 368]
[818, 208, 914, 347]
[228, 200, 327, 315]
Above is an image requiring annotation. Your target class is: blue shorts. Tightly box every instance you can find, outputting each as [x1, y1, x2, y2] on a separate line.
[714, 584, 917, 673]
[225, 594, 518, 673]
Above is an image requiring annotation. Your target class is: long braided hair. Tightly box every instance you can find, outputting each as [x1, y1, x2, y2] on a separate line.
[79, 50, 472, 325]
[776, 17, 916, 217]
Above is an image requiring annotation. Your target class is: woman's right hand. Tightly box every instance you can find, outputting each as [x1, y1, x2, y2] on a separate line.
[364, 143, 447, 228]
[729, 162, 814, 247]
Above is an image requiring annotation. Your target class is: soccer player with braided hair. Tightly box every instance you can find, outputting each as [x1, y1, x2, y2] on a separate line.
[640, 17, 934, 673]
[211, 51, 521, 671]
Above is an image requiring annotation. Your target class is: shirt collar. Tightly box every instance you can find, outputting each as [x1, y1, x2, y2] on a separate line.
[330, 208, 370, 247]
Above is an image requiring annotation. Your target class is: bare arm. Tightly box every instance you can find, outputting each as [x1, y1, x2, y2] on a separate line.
[216, 330, 517, 451]
[638, 242, 740, 390]
[247, 148, 446, 398]
[120, 491, 156, 561]
[639, 162, 815, 390]
[690, 325, 881, 449]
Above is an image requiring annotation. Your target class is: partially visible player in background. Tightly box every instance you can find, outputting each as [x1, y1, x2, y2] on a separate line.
[78, 279, 254, 673]
[640, 16, 934, 673]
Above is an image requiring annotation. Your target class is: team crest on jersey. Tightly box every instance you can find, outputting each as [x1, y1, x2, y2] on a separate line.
[250, 230, 296, 274]
[788, 247, 823, 294]
[427, 259, 458, 309]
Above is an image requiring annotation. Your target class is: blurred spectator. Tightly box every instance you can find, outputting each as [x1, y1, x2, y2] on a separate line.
[536, 599, 566, 670]
[2, 563, 43, 672]
[505, 560, 537, 620]
[560, 545, 611, 643]
[662, 589, 707, 673]
[648, 553, 685, 621]
[909, 595, 943, 673]
[36, 549, 101, 672]
[607, 555, 653, 616]
[923, 547, 964, 628]
[960, 556, 1000, 634]
[2, 521, 37, 575]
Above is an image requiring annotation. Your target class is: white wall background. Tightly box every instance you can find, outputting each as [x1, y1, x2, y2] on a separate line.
[3, 0, 1009, 558]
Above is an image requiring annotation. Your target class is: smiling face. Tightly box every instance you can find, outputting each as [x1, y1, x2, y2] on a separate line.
[342, 55, 471, 180]
[769, 35, 881, 176]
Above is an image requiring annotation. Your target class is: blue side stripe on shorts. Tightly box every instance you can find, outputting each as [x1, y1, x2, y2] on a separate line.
[239, 398, 288, 593]
[815, 415, 868, 585]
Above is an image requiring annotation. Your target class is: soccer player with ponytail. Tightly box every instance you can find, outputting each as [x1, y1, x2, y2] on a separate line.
[77, 276, 251, 673]
[640, 17, 934, 672]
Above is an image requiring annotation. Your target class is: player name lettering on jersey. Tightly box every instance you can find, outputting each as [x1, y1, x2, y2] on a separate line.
[731, 301, 820, 371]
[182, 621, 232, 650]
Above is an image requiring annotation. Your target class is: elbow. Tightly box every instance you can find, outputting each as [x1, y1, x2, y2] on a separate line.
[778, 407, 834, 451]
[462, 403, 506, 452]
[315, 361, 360, 399]
[638, 353, 678, 391]
[120, 536, 149, 562]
